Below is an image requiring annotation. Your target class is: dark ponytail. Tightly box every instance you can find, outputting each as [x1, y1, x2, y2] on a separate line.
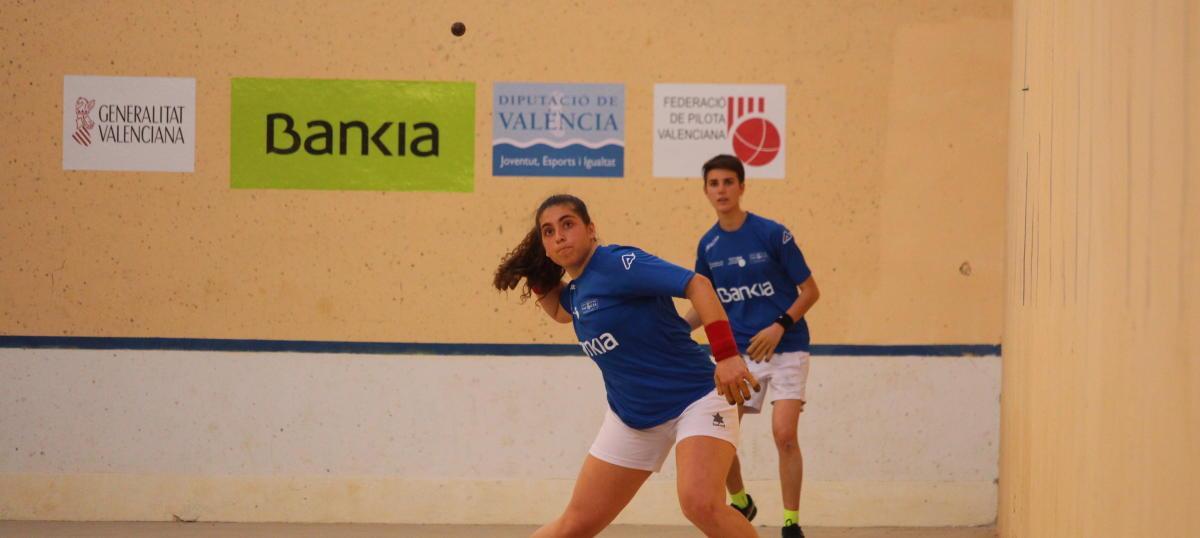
[493, 194, 593, 301]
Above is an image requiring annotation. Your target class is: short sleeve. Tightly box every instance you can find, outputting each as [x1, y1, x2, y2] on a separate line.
[607, 246, 695, 298]
[771, 226, 812, 285]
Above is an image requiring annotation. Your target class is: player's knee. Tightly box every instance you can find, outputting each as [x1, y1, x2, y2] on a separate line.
[678, 488, 722, 525]
[773, 427, 799, 452]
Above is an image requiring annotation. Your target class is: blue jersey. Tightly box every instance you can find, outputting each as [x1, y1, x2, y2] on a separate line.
[559, 244, 715, 429]
[695, 213, 813, 352]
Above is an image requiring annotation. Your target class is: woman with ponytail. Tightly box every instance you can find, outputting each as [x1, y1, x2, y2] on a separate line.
[494, 194, 760, 538]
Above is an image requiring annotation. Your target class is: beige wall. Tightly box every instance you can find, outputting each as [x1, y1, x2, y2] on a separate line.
[0, 0, 1013, 527]
[0, 0, 1010, 345]
[1000, 1, 1199, 536]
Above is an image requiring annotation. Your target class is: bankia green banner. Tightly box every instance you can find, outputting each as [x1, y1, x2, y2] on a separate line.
[231, 78, 474, 192]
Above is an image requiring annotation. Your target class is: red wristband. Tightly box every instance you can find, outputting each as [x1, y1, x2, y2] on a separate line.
[704, 320, 739, 362]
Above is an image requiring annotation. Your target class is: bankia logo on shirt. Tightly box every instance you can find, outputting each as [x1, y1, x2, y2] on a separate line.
[493, 83, 624, 177]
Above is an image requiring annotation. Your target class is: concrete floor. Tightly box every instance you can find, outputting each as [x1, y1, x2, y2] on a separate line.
[0, 521, 998, 537]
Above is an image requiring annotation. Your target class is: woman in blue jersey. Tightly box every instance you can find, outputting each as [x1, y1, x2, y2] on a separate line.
[684, 155, 821, 538]
[493, 194, 761, 538]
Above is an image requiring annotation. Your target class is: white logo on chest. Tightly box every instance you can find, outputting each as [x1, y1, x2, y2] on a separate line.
[716, 281, 776, 303]
[579, 332, 620, 357]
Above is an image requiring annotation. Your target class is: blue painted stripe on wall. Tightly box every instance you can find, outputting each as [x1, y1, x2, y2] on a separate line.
[0, 336, 1000, 357]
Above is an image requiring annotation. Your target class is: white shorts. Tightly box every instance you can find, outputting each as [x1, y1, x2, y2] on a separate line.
[588, 389, 740, 472]
[741, 350, 810, 414]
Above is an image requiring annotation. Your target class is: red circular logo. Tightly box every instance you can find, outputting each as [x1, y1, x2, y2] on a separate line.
[731, 117, 780, 166]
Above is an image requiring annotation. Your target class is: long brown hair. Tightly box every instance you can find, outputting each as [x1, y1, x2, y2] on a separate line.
[493, 194, 593, 301]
